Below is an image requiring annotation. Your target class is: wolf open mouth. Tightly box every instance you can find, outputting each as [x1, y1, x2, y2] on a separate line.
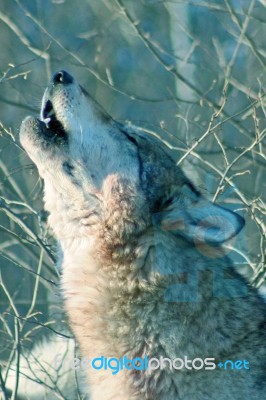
[41, 99, 67, 139]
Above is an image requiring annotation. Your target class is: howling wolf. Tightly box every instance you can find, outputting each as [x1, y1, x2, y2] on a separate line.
[9, 70, 266, 399]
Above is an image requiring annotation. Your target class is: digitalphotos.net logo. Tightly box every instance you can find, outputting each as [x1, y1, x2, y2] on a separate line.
[54, 354, 250, 375]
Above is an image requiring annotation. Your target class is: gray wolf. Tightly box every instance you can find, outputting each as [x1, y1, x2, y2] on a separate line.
[11, 70, 266, 399]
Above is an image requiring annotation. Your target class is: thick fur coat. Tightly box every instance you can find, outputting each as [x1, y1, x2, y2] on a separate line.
[16, 70, 265, 399]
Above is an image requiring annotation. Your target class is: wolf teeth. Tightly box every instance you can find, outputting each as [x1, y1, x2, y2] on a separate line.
[43, 117, 51, 127]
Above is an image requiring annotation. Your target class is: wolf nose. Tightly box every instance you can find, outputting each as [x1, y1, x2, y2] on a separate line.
[52, 70, 73, 85]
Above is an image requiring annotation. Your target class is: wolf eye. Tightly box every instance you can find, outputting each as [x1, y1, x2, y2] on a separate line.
[62, 161, 74, 176]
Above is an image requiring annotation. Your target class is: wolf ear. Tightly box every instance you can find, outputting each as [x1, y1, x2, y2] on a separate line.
[154, 184, 244, 245]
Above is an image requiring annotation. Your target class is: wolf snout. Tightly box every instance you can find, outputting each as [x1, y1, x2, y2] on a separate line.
[52, 70, 74, 85]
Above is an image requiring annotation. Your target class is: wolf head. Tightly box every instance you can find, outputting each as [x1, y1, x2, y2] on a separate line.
[20, 70, 244, 250]
[20, 71, 139, 198]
